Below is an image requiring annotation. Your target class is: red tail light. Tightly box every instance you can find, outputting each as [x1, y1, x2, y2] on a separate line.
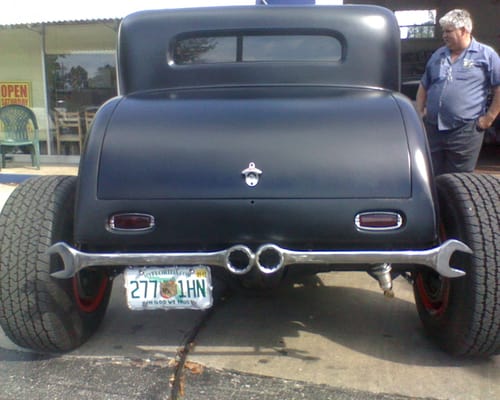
[355, 212, 403, 231]
[108, 213, 155, 232]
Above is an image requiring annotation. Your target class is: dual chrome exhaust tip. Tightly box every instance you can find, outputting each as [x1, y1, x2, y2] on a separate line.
[225, 244, 285, 275]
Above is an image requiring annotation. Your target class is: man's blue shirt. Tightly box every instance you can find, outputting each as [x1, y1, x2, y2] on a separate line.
[421, 38, 500, 130]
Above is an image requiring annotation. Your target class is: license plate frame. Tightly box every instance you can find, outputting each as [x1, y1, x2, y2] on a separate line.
[124, 266, 213, 310]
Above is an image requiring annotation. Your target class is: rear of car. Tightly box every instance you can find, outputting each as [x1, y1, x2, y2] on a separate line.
[75, 5, 435, 253]
[1, 5, 498, 357]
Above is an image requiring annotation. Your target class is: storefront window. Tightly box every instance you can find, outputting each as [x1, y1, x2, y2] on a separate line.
[46, 53, 116, 112]
[45, 52, 117, 155]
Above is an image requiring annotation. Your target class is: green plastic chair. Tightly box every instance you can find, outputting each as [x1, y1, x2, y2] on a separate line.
[0, 104, 41, 170]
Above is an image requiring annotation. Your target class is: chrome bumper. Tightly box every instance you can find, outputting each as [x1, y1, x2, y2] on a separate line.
[48, 239, 470, 279]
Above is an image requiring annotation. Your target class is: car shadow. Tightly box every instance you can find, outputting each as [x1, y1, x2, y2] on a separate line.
[68, 273, 497, 372]
[192, 276, 462, 367]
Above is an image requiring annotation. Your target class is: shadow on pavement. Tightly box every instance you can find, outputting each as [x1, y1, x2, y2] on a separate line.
[61, 273, 497, 370]
[192, 277, 492, 368]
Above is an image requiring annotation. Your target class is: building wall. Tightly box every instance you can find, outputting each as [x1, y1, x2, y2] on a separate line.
[45, 22, 117, 53]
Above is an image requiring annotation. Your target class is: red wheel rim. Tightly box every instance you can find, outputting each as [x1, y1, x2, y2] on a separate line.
[415, 223, 451, 317]
[73, 272, 109, 313]
[415, 272, 450, 317]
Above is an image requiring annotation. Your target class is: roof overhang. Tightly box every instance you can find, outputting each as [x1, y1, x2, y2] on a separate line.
[0, 0, 342, 27]
[0, 1, 256, 26]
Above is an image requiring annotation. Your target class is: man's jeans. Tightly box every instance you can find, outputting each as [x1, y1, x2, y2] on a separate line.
[424, 120, 484, 176]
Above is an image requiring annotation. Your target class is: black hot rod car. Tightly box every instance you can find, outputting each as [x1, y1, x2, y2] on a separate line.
[0, 5, 499, 356]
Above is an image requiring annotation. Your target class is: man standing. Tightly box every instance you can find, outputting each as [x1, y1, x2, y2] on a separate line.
[416, 9, 500, 175]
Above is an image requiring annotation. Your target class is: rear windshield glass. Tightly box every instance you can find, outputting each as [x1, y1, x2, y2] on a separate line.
[173, 34, 342, 65]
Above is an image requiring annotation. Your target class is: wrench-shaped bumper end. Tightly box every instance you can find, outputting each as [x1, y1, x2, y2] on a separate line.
[48, 242, 80, 279]
[434, 239, 471, 278]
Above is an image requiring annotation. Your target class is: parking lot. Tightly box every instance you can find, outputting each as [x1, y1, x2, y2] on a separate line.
[0, 162, 499, 399]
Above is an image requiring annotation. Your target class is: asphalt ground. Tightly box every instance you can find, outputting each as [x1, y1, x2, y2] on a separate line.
[0, 347, 434, 400]
[0, 153, 499, 400]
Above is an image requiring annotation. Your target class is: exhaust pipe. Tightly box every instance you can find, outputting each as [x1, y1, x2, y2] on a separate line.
[256, 244, 285, 274]
[225, 245, 254, 275]
[369, 263, 394, 298]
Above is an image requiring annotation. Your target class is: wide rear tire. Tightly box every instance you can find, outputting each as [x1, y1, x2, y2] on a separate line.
[414, 173, 500, 356]
[0, 176, 111, 352]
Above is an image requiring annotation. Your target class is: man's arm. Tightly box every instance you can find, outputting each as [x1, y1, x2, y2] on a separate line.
[477, 86, 500, 130]
[415, 83, 427, 118]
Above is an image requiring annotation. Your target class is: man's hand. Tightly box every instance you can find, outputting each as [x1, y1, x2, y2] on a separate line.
[415, 83, 427, 119]
[478, 86, 500, 130]
[477, 112, 496, 130]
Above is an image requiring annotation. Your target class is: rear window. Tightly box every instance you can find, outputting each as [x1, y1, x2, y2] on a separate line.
[172, 34, 343, 65]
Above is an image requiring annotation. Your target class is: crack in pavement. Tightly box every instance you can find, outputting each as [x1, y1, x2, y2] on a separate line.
[169, 307, 215, 400]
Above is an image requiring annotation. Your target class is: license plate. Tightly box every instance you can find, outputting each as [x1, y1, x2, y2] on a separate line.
[124, 266, 212, 310]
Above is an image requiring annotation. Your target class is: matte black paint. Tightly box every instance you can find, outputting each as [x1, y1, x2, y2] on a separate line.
[98, 87, 411, 200]
[74, 6, 438, 253]
[117, 5, 401, 94]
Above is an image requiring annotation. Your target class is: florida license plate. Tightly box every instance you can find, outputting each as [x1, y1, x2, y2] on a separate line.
[124, 266, 213, 310]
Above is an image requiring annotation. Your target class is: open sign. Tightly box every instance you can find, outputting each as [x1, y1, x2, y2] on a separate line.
[0, 82, 31, 107]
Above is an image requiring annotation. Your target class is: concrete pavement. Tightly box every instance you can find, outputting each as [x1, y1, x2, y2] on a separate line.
[2, 269, 498, 399]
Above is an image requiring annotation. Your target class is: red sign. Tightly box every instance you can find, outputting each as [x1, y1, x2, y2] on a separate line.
[0, 82, 32, 107]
